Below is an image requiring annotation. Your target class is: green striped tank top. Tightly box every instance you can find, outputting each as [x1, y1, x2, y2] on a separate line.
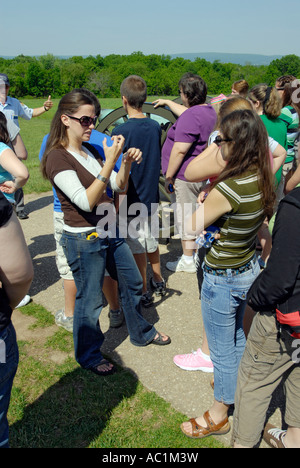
[205, 171, 265, 269]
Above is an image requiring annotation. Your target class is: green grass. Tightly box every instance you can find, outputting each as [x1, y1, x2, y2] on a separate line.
[8, 96, 227, 449]
[9, 303, 226, 449]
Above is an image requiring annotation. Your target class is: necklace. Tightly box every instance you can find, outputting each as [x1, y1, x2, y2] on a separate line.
[129, 112, 145, 118]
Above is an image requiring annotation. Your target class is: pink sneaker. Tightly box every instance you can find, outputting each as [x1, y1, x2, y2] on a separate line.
[173, 348, 214, 372]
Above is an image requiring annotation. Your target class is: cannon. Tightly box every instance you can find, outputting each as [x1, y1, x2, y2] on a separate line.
[96, 100, 181, 240]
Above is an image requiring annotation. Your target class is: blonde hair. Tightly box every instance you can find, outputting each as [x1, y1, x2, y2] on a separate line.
[248, 84, 282, 118]
[215, 96, 252, 129]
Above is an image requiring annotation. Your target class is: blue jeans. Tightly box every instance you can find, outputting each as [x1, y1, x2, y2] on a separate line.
[0, 322, 19, 448]
[61, 230, 157, 369]
[201, 259, 260, 405]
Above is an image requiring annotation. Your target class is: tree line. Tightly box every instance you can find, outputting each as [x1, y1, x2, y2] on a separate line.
[1, 52, 299, 99]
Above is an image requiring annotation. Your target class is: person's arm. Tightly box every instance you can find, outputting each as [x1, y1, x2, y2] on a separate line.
[11, 133, 28, 160]
[54, 136, 125, 212]
[0, 147, 29, 192]
[270, 141, 286, 175]
[164, 141, 192, 193]
[152, 99, 187, 116]
[285, 164, 300, 193]
[186, 187, 232, 237]
[166, 141, 192, 179]
[32, 95, 53, 117]
[248, 197, 300, 310]
[114, 147, 143, 191]
[184, 143, 226, 182]
[0, 209, 33, 309]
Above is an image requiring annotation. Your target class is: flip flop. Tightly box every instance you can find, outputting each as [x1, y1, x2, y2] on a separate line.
[89, 359, 116, 376]
[152, 332, 171, 346]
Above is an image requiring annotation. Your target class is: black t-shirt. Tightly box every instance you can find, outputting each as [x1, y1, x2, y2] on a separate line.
[112, 118, 162, 215]
[0, 192, 13, 331]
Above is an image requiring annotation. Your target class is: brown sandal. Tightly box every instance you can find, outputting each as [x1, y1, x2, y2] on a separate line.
[180, 411, 230, 439]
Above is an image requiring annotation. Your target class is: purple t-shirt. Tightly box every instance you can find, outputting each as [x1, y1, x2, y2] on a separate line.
[161, 104, 217, 181]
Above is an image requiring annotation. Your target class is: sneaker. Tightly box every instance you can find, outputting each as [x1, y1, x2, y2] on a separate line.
[17, 211, 29, 220]
[166, 256, 196, 273]
[108, 308, 124, 328]
[141, 292, 154, 308]
[173, 348, 214, 372]
[15, 295, 31, 308]
[55, 309, 73, 332]
[150, 277, 166, 297]
[263, 423, 287, 448]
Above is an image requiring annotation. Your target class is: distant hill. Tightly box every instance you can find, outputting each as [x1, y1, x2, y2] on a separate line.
[1, 52, 283, 66]
[170, 52, 283, 66]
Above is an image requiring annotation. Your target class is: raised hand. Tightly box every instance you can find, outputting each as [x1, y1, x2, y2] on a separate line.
[122, 147, 143, 165]
[103, 135, 125, 164]
[43, 95, 53, 111]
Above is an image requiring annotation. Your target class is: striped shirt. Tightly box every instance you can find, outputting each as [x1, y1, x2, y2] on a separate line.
[279, 106, 299, 163]
[205, 171, 264, 269]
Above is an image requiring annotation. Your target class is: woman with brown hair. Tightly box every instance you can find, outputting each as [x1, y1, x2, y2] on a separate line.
[231, 79, 249, 97]
[248, 84, 287, 195]
[41, 89, 171, 377]
[180, 109, 275, 440]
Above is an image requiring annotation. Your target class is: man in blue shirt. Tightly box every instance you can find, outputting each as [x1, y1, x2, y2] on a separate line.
[0, 73, 53, 219]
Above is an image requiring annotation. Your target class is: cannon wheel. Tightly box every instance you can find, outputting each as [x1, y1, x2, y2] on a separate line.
[96, 101, 181, 241]
[96, 101, 178, 147]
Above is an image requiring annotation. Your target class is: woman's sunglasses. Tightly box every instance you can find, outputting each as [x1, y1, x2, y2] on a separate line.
[214, 135, 233, 146]
[67, 115, 98, 127]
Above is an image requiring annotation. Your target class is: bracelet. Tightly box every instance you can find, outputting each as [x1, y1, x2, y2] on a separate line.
[96, 173, 108, 184]
[44, 106, 49, 112]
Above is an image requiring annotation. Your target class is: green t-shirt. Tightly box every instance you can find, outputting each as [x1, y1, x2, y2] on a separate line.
[205, 171, 265, 269]
[261, 114, 287, 186]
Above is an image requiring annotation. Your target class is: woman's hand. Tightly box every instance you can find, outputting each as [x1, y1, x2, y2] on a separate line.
[122, 147, 143, 165]
[0, 181, 17, 194]
[165, 177, 174, 194]
[152, 99, 169, 108]
[103, 135, 125, 165]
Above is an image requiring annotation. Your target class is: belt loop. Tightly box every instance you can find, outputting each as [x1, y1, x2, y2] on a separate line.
[226, 268, 232, 278]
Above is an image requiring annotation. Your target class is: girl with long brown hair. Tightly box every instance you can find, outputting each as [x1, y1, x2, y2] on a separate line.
[180, 109, 275, 440]
[41, 89, 171, 377]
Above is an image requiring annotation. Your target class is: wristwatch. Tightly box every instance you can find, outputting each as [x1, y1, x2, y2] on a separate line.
[96, 173, 108, 184]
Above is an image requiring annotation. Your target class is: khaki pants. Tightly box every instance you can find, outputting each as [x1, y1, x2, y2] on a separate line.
[232, 312, 300, 447]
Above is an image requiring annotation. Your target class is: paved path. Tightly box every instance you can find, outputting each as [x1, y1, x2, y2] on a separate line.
[13, 192, 285, 448]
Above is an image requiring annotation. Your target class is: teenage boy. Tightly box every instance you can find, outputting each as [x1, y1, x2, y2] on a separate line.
[112, 75, 166, 307]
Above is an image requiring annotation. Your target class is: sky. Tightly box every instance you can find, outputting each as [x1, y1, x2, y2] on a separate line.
[2, 0, 300, 58]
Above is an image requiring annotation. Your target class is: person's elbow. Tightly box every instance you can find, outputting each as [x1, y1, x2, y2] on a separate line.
[184, 163, 195, 182]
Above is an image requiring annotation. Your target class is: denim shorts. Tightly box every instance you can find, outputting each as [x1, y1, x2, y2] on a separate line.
[201, 258, 260, 405]
[125, 216, 158, 254]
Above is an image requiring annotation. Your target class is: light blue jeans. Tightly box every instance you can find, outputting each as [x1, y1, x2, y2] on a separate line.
[201, 258, 260, 405]
[61, 229, 157, 370]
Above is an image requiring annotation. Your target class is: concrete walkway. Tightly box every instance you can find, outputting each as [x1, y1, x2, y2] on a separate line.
[13, 192, 285, 448]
